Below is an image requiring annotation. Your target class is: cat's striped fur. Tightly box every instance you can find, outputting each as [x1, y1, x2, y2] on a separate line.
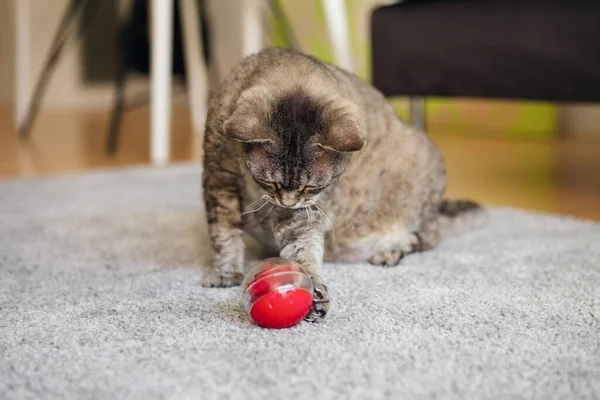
[201, 48, 483, 321]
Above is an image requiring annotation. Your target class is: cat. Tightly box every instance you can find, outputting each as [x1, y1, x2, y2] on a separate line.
[201, 47, 482, 322]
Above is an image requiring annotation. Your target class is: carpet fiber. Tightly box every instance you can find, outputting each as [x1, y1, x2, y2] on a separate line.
[1, 164, 599, 399]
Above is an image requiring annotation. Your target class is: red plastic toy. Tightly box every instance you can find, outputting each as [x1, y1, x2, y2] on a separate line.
[241, 258, 314, 329]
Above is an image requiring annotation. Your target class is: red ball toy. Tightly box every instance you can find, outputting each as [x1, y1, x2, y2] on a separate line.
[241, 258, 314, 329]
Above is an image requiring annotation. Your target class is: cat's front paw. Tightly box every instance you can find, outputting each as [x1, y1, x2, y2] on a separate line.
[304, 278, 330, 322]
[201, 271, 244, 288]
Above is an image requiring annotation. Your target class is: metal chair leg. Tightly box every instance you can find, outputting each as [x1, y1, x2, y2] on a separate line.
[106, 18, 131, 154]
[410, 96, 426, 131]
[106, 56, 127, 154]
[18, 0, 86, 138]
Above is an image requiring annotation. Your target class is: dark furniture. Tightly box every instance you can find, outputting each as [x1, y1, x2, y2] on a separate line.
[370, 0, 600, 129]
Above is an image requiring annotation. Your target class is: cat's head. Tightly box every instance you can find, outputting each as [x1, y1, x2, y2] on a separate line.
[223, 87, 365, 209]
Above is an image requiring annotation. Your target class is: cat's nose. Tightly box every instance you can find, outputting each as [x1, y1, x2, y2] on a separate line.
[279, 192, 298, 207]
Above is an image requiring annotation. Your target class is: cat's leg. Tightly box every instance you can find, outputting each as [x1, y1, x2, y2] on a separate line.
[368, 217, 443, 267]
[367, 230, 423, 267]
[201, 173, 246, 288]
[367, 199, 483, 266]
[273, 210, 330, 322]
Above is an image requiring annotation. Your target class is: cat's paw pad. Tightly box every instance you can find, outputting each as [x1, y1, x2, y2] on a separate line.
[201, 271, 244, 288]
[369, 250, 404, 267]
[304, 279, 330, 323]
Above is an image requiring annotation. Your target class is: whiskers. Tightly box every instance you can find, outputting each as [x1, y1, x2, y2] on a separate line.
[260, 203, 276, 221]
[304, 207, 313, 222]
[241, 196, 334, 243]
[241, 195, 277, 221]
[241, 198, 263, 213]
[240, 196, 270, 217]
[304, 203, 335, 244]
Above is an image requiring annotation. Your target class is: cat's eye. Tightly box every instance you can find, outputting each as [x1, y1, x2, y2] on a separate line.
[257, 180, 279, 191]
[302, 185, 326, 193]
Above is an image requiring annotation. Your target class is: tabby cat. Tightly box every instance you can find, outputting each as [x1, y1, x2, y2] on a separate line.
[201, 47, 482, 321]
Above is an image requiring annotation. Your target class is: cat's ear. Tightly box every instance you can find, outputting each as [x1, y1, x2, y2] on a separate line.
[222, 108, 272, 143]
[316, 118, 365, 153]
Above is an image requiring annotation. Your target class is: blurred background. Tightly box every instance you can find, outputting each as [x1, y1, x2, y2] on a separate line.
[0, 0, 599, 220]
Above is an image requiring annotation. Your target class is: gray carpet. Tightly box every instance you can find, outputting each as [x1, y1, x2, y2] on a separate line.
[1, 163, 599, 400]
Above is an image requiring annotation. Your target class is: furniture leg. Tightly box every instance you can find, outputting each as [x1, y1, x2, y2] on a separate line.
[150, 0, 174, 166]
[179, 0, 208, 136]
[321, 0, 353, 72]
[17, 0, 86, 138]
[106, 20, 130, 154]
[410, 96, 426, 131]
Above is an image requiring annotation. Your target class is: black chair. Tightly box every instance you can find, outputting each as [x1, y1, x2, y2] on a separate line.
[370, 0, 600, 130]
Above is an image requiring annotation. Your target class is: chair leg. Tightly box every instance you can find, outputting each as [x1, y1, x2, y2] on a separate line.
[179, 0, 209, 136]
[150, 0, 174, 166]
[18, 0, 86, 138]
[14, 0, 31, 130]
[321, 0, 353, 72]
[410, 96, 426, 131]
[106, 45, 127, 154]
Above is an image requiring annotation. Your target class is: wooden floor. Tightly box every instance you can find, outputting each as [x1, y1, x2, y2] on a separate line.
[1, 105, 599, 221]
